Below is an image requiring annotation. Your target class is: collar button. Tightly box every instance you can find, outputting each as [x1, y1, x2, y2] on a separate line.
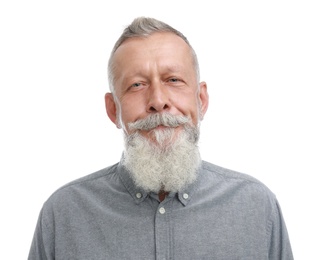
[183, 193, 189, 199]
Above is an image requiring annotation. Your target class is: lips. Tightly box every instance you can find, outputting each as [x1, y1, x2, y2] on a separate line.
[153, 125, 169, 130]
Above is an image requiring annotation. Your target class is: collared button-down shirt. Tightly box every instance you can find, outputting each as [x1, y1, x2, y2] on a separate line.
[29, 161, 293, 259]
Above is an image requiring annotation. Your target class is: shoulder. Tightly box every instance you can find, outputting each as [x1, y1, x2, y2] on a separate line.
[201, 161, 265, 184]
[56, 163, 119, 191]
[199, 161, 280, 221]
[43, 163, 120, 209]
[200, 161, 277, 202]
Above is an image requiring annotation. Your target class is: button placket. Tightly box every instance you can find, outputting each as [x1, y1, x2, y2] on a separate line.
[155, 201, 170, 260]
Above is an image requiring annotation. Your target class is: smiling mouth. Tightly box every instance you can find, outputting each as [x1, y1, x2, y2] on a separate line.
[155, 125, 168, 129]
[153, 124, 178, 130]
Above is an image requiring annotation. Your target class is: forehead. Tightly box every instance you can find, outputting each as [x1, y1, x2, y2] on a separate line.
[116, 32, 190, 53]
[112, 32, 195, 79]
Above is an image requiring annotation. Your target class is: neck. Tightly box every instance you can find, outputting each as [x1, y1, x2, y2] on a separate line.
[158, 190, 169, 202]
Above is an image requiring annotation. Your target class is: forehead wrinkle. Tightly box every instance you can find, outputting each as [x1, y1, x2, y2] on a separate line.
[163, 64, 184, 74]
[123, 61, 157, 80]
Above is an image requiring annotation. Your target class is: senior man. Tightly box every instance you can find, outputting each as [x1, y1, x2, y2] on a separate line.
[29, 17, 293, 259]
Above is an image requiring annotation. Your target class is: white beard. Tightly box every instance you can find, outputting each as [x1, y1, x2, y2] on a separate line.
[122, 114, 201, 193]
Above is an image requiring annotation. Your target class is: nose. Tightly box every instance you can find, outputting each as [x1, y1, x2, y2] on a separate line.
[146, 82, 171, 113]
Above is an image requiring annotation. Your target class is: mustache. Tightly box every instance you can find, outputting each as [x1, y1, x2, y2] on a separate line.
[128, 113, 190, 131]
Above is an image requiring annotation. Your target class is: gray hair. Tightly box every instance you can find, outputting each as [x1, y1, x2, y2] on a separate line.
[107, 17, 200, 93]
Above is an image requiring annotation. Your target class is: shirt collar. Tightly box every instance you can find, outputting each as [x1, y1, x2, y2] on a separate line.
[117, 158, 203, 207]
[117, 161, 148, 205]
[177, 165, 202, 206]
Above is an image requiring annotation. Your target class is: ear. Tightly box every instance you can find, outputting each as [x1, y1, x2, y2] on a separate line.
[105, 93, 121, 128]
[198, 81, 209, 120]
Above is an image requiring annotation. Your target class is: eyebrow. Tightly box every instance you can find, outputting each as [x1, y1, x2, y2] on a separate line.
[126, 64, 184, 78]
[164, 64, 184, 73]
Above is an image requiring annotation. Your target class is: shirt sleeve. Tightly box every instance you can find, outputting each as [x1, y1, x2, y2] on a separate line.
[267, 198, 294, 260]
[28, 207, 54, 260]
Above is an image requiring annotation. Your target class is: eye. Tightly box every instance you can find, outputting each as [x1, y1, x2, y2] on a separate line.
[131, 82, 142, 88]
[127, 81, 146, 92]
[168, 78, 180, 83]
[167, 77, 185, 86]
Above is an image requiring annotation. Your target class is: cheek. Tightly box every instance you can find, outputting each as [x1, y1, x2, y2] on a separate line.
[174, 96, 201, 120]
[120, 98, 145, 124]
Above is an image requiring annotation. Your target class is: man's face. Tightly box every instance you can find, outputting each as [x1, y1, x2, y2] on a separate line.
[106, 32, 208, 142]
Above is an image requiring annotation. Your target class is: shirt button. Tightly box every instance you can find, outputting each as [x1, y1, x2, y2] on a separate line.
[159, 207, 166, 214]
[136, 193, 142, 199]
[183, 193, 189, 199]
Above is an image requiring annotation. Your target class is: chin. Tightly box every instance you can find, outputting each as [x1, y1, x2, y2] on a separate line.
[146, 127, 182, 148]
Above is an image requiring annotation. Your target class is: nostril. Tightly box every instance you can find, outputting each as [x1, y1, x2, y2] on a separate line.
[149, 104, 169, 112]
[149, 106, 157, 112]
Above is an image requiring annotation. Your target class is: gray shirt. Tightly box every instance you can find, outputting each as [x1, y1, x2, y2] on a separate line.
[28, 161, 293, 259]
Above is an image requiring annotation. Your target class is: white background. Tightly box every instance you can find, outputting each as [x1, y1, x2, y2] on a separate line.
[0, 0, 316, 259]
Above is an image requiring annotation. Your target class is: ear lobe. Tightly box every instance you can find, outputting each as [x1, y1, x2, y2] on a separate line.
[105, 93, 121, 128]
[199, 81, 209, 119]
